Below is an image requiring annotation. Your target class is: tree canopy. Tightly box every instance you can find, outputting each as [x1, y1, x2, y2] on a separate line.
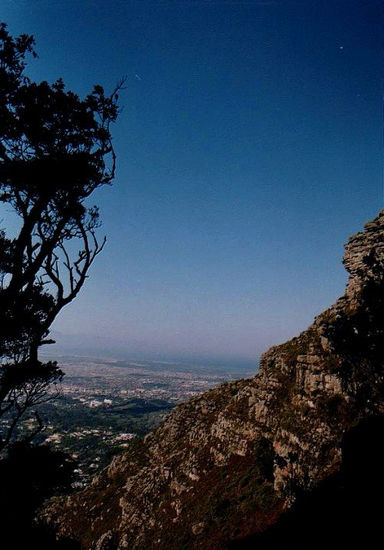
[0, 23, 119, 451]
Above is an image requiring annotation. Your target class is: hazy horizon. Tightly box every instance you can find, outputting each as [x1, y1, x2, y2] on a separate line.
[44, 329, 260, 371]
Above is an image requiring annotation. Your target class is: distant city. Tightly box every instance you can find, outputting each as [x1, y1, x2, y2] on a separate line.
[8, 356, 256, 485]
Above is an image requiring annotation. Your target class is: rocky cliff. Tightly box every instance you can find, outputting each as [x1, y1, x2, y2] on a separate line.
[45, 211, 384, 549]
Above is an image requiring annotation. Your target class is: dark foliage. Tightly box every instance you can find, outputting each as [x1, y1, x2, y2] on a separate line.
[0, 442, 80, 548]
[0, 22, 119, 451]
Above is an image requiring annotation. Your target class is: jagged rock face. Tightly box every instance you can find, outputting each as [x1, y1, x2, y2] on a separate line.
[45, 211, 384, 549]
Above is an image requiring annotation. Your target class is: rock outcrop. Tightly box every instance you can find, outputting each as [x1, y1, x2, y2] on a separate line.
[45, 211, 384, 549]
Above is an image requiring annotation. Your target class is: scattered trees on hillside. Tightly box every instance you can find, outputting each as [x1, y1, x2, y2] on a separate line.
[0, 23, 120, 451]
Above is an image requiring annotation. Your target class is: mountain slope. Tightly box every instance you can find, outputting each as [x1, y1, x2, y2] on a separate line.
[46, 211, 384, 549]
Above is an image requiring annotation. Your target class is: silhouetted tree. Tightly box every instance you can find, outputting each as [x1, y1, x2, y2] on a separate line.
[0, 22, 120, 451]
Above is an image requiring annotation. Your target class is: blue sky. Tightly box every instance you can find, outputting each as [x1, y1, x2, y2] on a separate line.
[1, 0, 384, 366]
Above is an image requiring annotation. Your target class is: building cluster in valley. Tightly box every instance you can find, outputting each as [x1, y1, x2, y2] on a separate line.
[13, 356, 254, 485]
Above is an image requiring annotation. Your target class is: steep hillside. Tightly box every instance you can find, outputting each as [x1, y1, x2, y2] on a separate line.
[45, 211, 384, 549]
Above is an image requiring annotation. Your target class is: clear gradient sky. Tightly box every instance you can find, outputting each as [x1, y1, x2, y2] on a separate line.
[1, 0, 384, 366]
